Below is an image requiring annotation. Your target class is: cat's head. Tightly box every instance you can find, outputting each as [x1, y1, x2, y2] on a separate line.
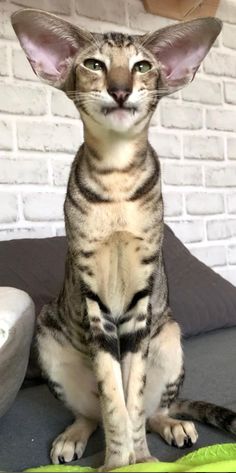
[11, 9, 222, 134]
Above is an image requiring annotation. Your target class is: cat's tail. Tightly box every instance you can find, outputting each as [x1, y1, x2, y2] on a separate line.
[169, 399, 236, 435]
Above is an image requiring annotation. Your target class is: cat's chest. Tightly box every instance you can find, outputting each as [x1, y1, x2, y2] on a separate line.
[83, 201, 150, 237]
[78, 202, 157, 315]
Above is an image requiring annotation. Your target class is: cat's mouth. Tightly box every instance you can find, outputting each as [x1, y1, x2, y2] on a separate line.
[102, 105, 137, 116]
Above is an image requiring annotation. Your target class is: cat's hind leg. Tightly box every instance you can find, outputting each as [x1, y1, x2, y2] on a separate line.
[145, 318, 198, 449]
[147, 409, 198, 448]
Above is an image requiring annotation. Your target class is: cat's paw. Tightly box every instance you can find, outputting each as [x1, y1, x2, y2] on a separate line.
[51, 431, 86, 464]
[134, 444, 158, 464]
[149, 415, 198, 450]
[99, 450, 136, 471]
[165, 420, 198, 448]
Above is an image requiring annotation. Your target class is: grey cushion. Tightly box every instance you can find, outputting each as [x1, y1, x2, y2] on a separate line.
[0, 237, 66, 319]
[163, 225, 236, 337]
[0, 226, 236, 341]
[0, 327, 235, 471]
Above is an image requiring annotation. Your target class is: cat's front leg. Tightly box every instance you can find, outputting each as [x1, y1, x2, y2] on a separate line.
[85, 296, 135, 471]
[120, 295, 154, 463]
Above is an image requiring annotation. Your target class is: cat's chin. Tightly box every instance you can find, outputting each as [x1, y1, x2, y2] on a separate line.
[99, 108, 143, 133]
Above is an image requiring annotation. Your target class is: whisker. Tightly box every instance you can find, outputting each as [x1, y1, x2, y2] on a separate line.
[67, 96, 96, 102]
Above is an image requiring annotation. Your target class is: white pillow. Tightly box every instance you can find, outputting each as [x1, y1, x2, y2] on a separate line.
[0, 287, 35, 417]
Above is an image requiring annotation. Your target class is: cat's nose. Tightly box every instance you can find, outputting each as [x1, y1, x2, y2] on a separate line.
[108, 88, 131, 106]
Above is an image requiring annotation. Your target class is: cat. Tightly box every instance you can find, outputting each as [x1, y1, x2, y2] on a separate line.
[12, 8, 235, 471]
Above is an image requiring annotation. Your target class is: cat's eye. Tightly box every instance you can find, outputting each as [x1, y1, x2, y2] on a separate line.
[83, 58, 105, 71]
[133, 61, 152, 73]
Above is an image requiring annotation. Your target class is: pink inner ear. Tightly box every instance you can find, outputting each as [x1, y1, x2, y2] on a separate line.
[158, 40, 207, 82]
[168, 47, 205, 81]
[20, 31, 78, 80]
[144, 17, 221, 90]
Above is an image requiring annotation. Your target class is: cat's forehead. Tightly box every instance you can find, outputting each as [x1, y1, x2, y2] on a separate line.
[99, 32, 140, 60]
[102, 32, 137, 48]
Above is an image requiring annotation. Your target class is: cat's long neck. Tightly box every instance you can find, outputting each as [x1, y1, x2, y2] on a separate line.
[83, 124, 149, 172]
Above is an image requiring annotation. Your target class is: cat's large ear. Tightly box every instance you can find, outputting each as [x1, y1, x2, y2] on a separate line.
[142, 17, 222, 93]
[11, 8, 94, 88]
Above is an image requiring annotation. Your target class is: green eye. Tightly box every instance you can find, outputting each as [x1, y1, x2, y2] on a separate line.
[133, 60, 152, 73]
[83, 58, 105, 71]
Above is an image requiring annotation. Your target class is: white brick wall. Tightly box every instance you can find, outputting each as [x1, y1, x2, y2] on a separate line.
[186, 192, 224, 215]
[204, 50, 236, 78]
[17, 121, 82, 152]
[23, 192, 65, 221]
[161, 103, 203, 129]
[224, 82, 236, 104]
[183, 136, 224, 160]
[1, 0, 236, 285]
[182, 78, 222, 105]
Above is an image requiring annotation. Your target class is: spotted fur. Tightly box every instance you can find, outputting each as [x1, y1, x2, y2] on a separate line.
[11, 9, 232, 471]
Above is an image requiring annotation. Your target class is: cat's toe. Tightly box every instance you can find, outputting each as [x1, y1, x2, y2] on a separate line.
[99, 450, 136, 471]
[169, 421, 198, 449]
[51, 434, 86, 464]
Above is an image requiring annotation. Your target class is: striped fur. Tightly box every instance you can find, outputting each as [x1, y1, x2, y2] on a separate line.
[11, 9, 229, 470]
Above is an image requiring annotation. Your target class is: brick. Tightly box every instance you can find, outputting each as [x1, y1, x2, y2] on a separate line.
[0, 3, 16, 40]
[207, 219, 236, 240]
[206, 109, 236, 132]
[52, 159, 72, 186]
[12, 49, 39, 82]
[0, 158, 48, 184]
[0, 46, 8, 76]
[161, 103, 202, 129]
[224, 82, 236, 105]
[214, 267, 236, 286]
[12, 0, 70, 15]
[0, 194, 18, 223]
[163, 164, 202, 186]
[51, 90, 79, 119]
[17, 122, 83, 153]
[205, 166, 236, 187]
[163, 93, 180, 101]
[0, 226, 53, 241]
[182, 78, 221, 105]
[150, 97, 178, 128]
[0, 120, 12, 150]
[70, 15, 133, 34]
[23, 193, 65, 221]
[186, 192, 224, 215]
[98, 22, 136, 34]
[228, 245, 236, 264]
[213, 37, 220, 48]
[163, 193, 182, 217]
[0, 84, 47, 115]
[217, 0, 236, 25]
[71, 15, 100, 33]
[190, 246, 226, 267]
[227, 194, 236, 214]
[149, 130, 181, 159]
[184, 135, 224, 161]
[56, 226, 66, 236]
[127, 0, 174, 32]
[150, 108, 160, 127]
[228, 138, 236, 160]
[75, 0, 126, 25]
[223, 24, 236, 50]
[204, 51, 236, 78]
[167, 220, 204, 244]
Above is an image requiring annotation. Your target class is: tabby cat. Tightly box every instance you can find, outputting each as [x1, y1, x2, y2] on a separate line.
[12, 9, 235, 471]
